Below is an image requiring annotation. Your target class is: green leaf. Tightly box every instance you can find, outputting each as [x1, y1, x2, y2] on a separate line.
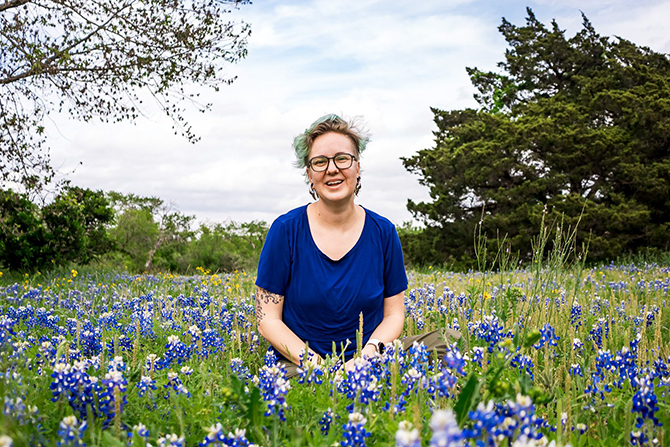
[454, 373, 481, 426]
[524, 330, 542, 348]
[100, 431, 126, 447]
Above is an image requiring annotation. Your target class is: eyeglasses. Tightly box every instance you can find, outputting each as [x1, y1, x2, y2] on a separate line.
[308, 153, 357, 172]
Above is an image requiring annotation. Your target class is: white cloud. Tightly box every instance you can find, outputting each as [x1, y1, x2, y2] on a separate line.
[46, 0, 669, 228]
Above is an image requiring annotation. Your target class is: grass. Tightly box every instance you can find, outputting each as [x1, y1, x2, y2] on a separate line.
[0, 255, 668, 445]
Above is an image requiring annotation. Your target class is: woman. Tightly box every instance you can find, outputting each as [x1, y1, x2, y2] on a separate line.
[255, 114, 449, 377]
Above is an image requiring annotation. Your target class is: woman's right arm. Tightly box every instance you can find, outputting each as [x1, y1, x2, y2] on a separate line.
[255, 286, 322, 366]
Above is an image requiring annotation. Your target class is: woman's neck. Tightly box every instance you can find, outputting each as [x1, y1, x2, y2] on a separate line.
[310, 199, 359, 228]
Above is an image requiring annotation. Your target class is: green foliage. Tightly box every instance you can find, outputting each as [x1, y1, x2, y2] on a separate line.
[0, 188, 267, 274]
[104, 191, 267, 274]
[176, 221, 268, 273]
[2, 262, 669, 445]
[0, 189, 47, 271]
[403, 8, 670, 268]
[42, 186, 114, 265]
[0, 186, 113, 271]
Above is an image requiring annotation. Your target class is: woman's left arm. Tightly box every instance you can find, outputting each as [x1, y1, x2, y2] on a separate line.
[361, 291, 405, 358]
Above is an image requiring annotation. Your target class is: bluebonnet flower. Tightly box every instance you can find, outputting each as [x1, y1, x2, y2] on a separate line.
[3, 397, 38, 425]
[79, 329, 102, 357]
[442, 343, 467, 375]
[575, 423, 587, 434]
[429, 409, 463, 446]
[296, 354, 324, 385]
[612, 345, 638, 388]
[463, 400, 501, 444]
[230, 358, 251, 383]
[38, 340, 57, 367]
[180, 366, 193, 376]
[164, 372, 190, 397]
[570, 301, 582, 327]
[264, 349, 278, 367]
[589, 318, 610, 349]
[157, 434, 185, 447]
[57, 415, 87, 446]
[126, 309, 155, 339]
[98, 311, 121, 331]
[494, 394, 547, 444]
[50, 361, 101, 420]
[630, 430, 648, 446]
[186, 324, 203, 350]
[115, 334, 133, 354]
[145, 354, 161, 375]
[532, 324, 559, 350]
[470, 347, 484, 368]
[0, 435, 12, 447]
[406, 341, 431, 374]
[395, 421, 420, 447]
[631, 374, 661, 428]
[573, 338, 584, 353]
[108, 355, 126, 373]
[128, 423, 150, 445]
[569, 363, 583, 377]
[468, 314, 513, 353]
[200, 423, 253, 446]
[137, 375, 157, 397]
[256, 364, 290, 420]
[450, 318, 461, 333]
[99, 370, 127, 428]
[201, 328, 224, 357]
[341, 412, 370, 447]
[399, 368, 423, 403]
[163, 335, 192, 367]
[339, 357, 381, 406]
[319, 408, 336, 436]
[430, 368, 459, 399]
[510, 353, 535, 380]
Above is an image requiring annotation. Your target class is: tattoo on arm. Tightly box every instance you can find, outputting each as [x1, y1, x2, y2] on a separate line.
[255, 287, 284, 324]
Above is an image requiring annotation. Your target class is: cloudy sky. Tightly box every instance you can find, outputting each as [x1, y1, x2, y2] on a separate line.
[48, 0, 670, 227]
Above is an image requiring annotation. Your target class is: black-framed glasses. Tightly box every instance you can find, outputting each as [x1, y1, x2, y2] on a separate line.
[308, 153, 357, 172]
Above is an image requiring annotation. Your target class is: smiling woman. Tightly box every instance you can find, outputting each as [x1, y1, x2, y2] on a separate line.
[254, 114, 455, 378]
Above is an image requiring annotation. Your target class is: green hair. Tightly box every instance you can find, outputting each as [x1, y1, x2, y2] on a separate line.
[292, 114, 370, 170]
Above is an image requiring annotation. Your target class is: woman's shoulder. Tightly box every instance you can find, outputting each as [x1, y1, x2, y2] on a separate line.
[270, 204, 308, 229]
[362, 207, 398, 233]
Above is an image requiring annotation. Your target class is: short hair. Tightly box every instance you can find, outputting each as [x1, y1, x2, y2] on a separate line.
[293, 114, 370, 170]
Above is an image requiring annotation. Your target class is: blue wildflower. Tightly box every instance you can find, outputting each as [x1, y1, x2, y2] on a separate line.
[341, 412, 370, 447]
[256, 364, 290, 420]
[395, 421, 420, 447]
[429, 409, 463, 446]
[57, 415, 87, 447]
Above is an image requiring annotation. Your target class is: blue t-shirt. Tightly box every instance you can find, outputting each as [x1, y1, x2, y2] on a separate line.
[255, 205, 408, 361]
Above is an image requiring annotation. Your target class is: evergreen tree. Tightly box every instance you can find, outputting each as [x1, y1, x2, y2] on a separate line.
[403, 9, 670, 266]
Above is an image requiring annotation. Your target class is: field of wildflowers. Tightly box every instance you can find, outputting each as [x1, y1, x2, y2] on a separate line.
[0, 261, 668, 446]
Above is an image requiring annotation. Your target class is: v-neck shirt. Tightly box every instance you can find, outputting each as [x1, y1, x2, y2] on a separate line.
[255, 204, 408, 361]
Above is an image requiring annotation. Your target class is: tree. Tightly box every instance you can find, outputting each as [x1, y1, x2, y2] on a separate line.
[0, 189, 47, 270]
[403, 9, 670, 267]
[0, 0, 251, 191]
[42, 186, 114, 264]
[107, 192, 193, 271]
[0, 186, 114, 270]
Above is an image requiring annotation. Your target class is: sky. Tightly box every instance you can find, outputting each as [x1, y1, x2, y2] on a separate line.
[48, 0, 670, 227]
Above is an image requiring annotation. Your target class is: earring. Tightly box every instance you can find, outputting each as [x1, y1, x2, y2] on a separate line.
[309, 182, 318, 200]
[355, 176, 361, 196]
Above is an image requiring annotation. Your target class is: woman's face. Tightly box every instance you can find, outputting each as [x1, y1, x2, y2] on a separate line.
[307, 132, 360, 204]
